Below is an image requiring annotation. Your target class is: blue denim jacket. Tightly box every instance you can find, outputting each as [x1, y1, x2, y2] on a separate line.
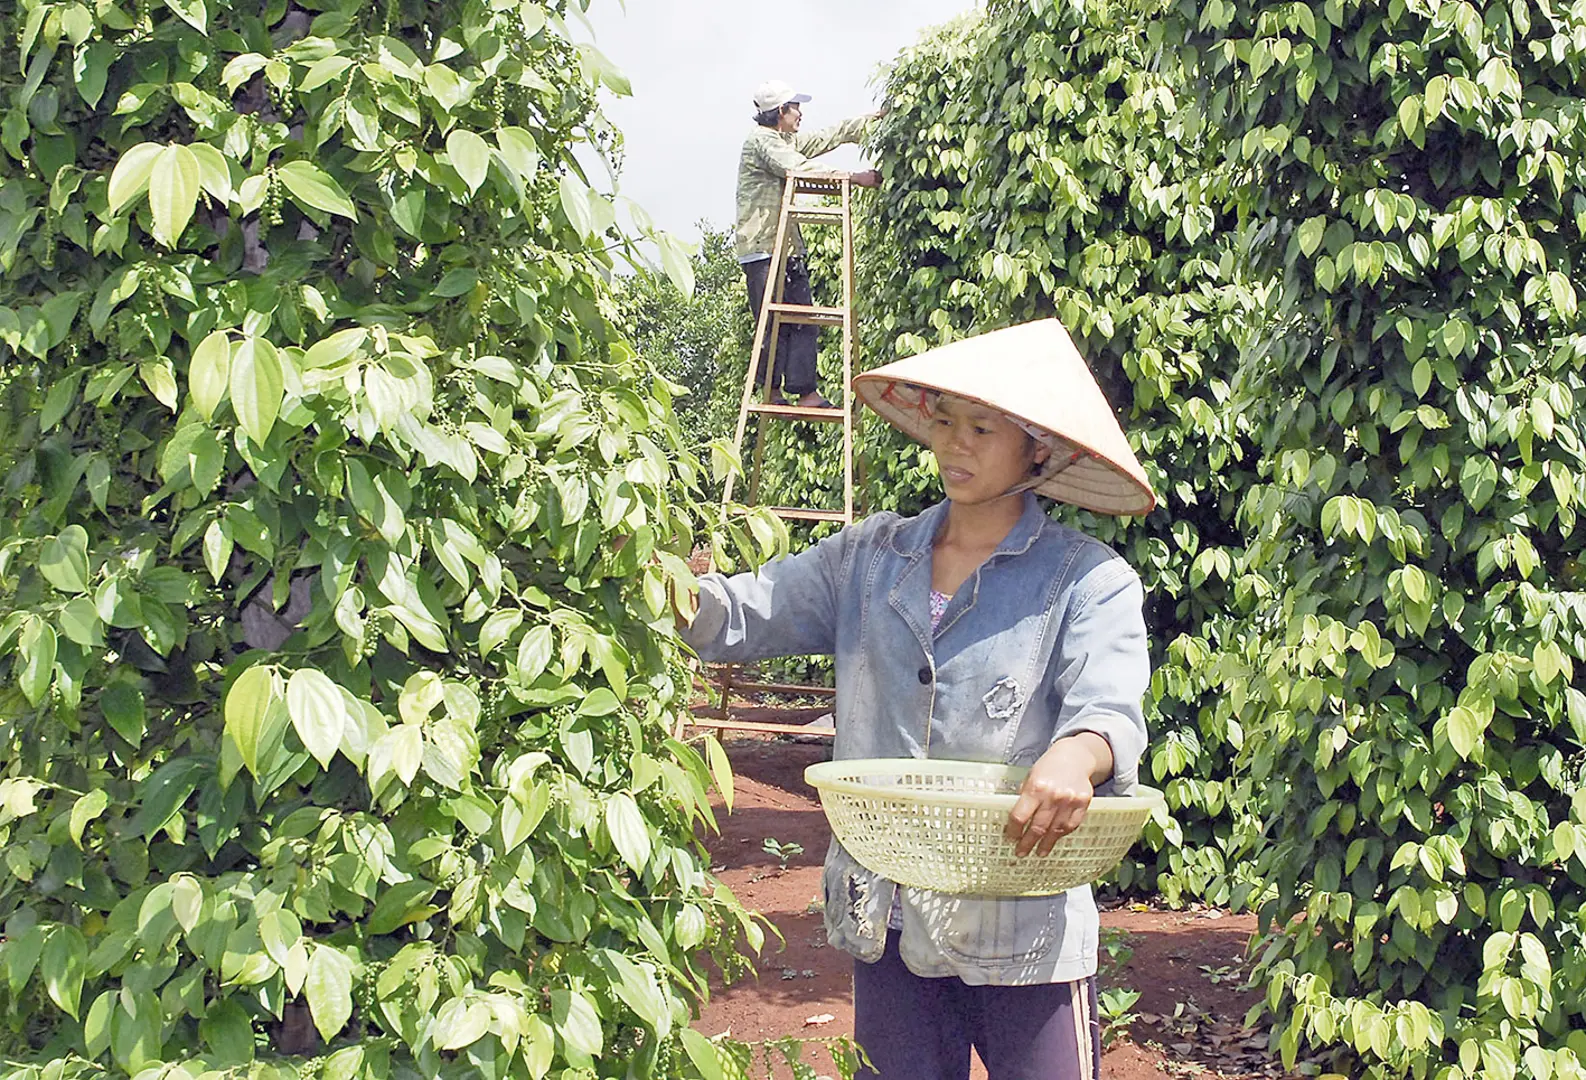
[683, 494, 1150, 985]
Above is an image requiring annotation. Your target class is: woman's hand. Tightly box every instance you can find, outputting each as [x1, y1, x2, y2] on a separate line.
[1003, 732, 1114, 858]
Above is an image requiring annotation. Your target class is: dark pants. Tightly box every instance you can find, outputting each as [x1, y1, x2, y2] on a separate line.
[853, 935, 1101, 1080]
[743, 255, 819, 397]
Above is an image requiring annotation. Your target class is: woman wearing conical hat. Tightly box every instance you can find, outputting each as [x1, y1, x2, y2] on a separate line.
[682, 319, 1154, 1080]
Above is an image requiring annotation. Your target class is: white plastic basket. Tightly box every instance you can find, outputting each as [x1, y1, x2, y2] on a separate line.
[804, 758, 1165, 897]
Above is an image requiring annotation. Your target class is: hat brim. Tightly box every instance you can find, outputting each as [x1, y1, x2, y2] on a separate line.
[852, 324, 1157, 516]
[756, 92, 812, 110]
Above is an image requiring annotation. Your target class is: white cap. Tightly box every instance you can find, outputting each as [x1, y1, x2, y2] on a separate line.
[753, 80, 811, 113]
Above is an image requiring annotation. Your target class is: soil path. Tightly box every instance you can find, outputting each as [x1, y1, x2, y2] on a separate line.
[694, 736, 1302, 1080]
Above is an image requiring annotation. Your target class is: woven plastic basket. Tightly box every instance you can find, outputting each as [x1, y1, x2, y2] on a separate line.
[804, 758, 1165, 897]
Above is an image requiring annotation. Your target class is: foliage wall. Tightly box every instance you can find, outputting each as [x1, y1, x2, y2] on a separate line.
[863, 0, 1586, 1076]
[1181, 0, 1586, 1076]
[0, 1, 790, 1078]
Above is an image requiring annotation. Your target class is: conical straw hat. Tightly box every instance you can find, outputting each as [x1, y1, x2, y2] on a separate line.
[853, 319, 1156, 515]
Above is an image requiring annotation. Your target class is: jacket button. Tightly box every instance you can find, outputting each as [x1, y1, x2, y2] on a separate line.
[917, 667, 931, 685]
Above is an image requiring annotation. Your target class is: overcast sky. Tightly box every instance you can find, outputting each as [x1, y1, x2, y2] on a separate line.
[583, 0, 980, 245]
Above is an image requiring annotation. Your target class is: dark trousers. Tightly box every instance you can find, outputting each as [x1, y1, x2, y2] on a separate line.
[743, 255, 819, 397]
[853, 935, 1102, 1080]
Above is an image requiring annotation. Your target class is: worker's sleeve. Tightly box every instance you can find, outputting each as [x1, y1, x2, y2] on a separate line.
[753, 134, 816, 179]
[1046, 559, 1150, 797]
[793, 115, 871, 159]
[680, 525, 858, 663]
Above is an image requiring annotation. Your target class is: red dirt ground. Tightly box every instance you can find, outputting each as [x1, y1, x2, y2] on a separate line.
[694, 736, 1303, 1080]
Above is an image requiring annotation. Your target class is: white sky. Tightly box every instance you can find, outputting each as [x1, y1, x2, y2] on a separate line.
[583, 0, 980, 244]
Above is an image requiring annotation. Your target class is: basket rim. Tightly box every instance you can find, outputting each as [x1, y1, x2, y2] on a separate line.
[804, 757, 1167, 814]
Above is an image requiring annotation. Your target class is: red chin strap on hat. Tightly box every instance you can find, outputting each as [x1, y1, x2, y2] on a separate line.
[1006, 444, 1090, 497]
[880, 379, 934, 420]
[1049, 447, 1088, 475]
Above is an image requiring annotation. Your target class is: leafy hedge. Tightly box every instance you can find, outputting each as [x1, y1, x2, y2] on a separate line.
[0, 1, 803, 1078]
[860, 0, 1586, 1075]
[1182, 0, 1586, 1075]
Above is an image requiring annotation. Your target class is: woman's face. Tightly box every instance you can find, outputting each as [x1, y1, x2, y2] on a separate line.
[927, 396, 1050, 506]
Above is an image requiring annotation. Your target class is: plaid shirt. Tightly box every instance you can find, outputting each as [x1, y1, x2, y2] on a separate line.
[734, 115, 871, 260]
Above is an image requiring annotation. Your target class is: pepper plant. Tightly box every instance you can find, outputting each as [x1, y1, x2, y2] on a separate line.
[866, 0, 1586, 1073]
[1182, 0, 1586, 1075]
[0, 1, 800, 1078]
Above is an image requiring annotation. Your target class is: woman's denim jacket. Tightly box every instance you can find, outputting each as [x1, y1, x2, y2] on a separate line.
[683, 494, 1150, 986]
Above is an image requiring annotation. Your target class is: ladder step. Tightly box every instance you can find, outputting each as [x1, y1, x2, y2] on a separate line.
[788, 206, 844, 224]
[685, 716, 835, 738]
[790, 174, 845, 196]
[767, 302, 847, 326]
[748, 402, 845, 421]
[720, 679, 836, 697]
[766, 507, 850, 523]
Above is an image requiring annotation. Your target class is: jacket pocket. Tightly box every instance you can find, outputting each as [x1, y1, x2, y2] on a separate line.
[912, 892, 1060, 965]
[821, 844, 890, 962]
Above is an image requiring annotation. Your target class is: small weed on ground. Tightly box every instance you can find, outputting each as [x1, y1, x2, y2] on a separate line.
[1099, 987, 1143, 1049]
[1097, 926, 1140, 1047]
[763, 837, 805, 871]
[1199, 961, 1249, 987]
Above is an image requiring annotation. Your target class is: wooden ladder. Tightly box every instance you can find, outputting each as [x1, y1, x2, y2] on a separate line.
[689, 173, 857, 739]
[722, 171, 856, 524]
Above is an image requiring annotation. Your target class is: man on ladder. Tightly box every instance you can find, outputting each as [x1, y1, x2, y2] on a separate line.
[681, 82, 880, 738]
[737, 80, 880, 408]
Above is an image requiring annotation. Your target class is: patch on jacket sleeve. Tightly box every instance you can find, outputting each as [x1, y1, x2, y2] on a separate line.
[982, 676, 1024, 721]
